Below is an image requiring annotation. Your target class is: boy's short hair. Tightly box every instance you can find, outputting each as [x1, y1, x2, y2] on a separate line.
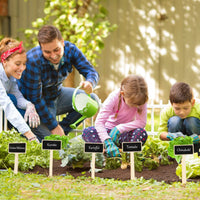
[169, 82, 193, 104]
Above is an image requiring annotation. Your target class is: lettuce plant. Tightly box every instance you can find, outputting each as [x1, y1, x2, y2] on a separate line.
[167, 136, 193, 163]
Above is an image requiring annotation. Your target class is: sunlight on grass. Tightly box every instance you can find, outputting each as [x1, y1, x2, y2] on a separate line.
[0, 171, 200, 200]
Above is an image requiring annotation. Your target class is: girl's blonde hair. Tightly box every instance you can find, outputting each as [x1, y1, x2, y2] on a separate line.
[0, 37, 25, 62]
[115, 74, 148, 118]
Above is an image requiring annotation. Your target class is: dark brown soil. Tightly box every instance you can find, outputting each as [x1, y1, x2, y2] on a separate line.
[23, 160, 200, 184]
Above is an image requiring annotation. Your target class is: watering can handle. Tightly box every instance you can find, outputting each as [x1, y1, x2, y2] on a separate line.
[71, 86, 88, 129]
[72, 86, 92, 111]
[72, 86, 81, 112]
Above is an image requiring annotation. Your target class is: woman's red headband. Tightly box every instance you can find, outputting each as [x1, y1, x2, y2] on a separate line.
[1, 41, 23, 63]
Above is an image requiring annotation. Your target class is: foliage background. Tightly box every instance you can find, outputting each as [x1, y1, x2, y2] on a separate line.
[24, 0, 117, 67]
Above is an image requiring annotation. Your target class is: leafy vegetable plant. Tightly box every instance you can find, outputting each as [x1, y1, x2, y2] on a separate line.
[59, 135, 92, 169]
[44, 134, 69, 149]
[167, 136, 193, 163]
[0, 129, 50, 171]
[104, 136, 171, 171]
[176, 153, 200, 179]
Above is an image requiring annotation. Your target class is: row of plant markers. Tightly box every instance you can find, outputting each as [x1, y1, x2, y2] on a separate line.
[8, 140, 194, 184]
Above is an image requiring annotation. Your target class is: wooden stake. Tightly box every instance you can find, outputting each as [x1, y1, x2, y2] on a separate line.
[130, 152, 135, 180]
[91, 153, 95, 179]
[14, 153, 18, 174]
[182, 155, 186, 184]
[49, 150, 53, 177]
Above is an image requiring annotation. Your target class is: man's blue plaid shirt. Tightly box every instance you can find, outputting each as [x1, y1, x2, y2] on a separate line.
[18, 41, 99, 130]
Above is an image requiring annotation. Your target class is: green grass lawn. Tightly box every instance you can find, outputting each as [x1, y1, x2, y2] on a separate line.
[1, 113, 200, 199]
[0, 170, 200, 200]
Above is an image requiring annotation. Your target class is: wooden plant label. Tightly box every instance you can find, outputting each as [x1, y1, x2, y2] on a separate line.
[42, 140, 62, 150]
[42, 140, 62, 177]
[174, 144, 193, 184]
[8, 143, 26, 174]
[9, 143, 26, 153]
[122, 142, 142, 181]
[174, 145, 193, 155]
[84, 143, 104, 153]
[84, 143, 103, 179]
[122, 142, 142, 152]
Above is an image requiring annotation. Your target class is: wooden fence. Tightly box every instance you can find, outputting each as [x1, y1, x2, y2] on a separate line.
[147, 101, 170, 136]
[0, 106, 7, 132]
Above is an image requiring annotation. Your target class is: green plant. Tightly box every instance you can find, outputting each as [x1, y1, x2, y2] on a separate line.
[176, 153, 200, 179]
[0, 129, 58, 171]
[59, 135, 92, 169]
[44, 134, 70, 149]
[23, 0, 117, 67]
[167, 136, 193, 163]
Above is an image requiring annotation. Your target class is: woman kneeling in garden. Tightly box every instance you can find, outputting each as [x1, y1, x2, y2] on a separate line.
[82, 74, 149, 157]
[0, 37, 40, 142]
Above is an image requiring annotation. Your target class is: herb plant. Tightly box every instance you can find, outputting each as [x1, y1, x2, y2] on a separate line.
[0, 129, 50, 171]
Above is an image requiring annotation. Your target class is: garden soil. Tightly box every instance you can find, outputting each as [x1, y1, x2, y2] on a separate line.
[24, 159, 200, 184]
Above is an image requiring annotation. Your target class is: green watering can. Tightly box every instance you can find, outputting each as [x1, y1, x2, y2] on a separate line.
[70, 86, 99, 129]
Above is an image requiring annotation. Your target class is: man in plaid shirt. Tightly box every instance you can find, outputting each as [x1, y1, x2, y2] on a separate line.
[18, 25, 99, 141]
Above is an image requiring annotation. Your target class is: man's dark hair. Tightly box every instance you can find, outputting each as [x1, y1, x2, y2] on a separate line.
[37, 25, 63, 44]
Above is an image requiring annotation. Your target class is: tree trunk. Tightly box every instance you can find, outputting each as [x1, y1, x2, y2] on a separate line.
[77, 0, 91, 17]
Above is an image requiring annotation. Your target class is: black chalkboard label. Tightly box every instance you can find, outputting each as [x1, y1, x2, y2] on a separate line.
[42, 140, 62, 150]
[9, 143, 26, 153]
[174, 145, 194, 155]
[122, 142, 142, 152]
[85, 143, 104, 153]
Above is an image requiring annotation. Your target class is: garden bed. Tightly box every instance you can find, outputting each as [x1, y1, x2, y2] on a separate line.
[23, 159, 200, 184]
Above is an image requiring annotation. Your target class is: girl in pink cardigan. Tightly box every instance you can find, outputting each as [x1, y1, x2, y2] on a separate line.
[82, 75, 148, 157]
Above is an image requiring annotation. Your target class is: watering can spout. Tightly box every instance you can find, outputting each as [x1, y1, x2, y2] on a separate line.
[70, 116, 87, 129]
[70, 86, 99, 129]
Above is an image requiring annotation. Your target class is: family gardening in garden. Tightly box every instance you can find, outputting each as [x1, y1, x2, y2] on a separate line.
[1, 25, 200, 181]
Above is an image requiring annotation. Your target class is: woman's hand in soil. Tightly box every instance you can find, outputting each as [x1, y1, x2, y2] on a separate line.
[104, 138, 121, 157]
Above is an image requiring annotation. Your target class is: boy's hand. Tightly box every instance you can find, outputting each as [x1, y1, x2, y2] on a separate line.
[190, 134, 200, 144]
[167, 132, 185, 140]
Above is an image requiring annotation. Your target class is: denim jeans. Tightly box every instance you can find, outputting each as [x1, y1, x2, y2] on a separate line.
[168, 116, 200, 136]
[30, 86, 100, 141]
